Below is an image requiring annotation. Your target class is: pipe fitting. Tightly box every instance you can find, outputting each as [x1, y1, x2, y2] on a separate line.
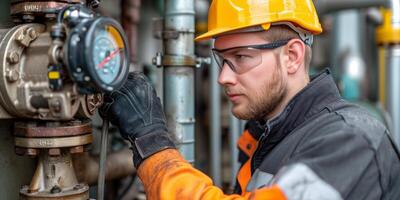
[376, 9, 400, 45]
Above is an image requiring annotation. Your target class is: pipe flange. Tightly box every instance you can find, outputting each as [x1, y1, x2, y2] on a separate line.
[15, 133, 93, 148]
[10, 1, 86, 20]
[14, 120, 92, 153]
[14, 120, 92, 138]
[20, 183, 89, 200]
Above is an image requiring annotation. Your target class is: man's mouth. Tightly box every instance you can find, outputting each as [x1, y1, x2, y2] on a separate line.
[226, 92, 243, 102]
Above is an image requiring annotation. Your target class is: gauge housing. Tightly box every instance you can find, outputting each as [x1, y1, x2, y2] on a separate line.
[65, 17, 129, 94]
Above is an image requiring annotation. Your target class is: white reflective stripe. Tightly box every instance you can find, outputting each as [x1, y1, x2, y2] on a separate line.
[246, 169, 274, 192]
[274, 163, 343, 200]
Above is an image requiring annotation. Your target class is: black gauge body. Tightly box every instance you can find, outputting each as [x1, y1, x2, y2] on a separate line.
[65, 17, 129, 94]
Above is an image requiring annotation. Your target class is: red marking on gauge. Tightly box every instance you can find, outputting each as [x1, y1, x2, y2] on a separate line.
[97, 49, 120, 69]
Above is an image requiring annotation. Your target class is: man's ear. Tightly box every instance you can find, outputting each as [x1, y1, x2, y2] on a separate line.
[285, 39, 305, 74]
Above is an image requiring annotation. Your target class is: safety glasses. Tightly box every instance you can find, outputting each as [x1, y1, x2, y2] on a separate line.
[211, 39, 291, 74]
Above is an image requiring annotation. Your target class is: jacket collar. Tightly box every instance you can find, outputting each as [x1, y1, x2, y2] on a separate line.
[257, 69, 342, 137]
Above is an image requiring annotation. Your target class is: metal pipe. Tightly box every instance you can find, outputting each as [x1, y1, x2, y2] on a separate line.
[389, 0, 400, 28]
[97, 120, 109, 200]
[383, 0, 400, 146]
[385, 46, 400, 145]
[331, 10, 368, 102]
[72, 148, 136, 185]
[229, 104, 240, 188]
[28, 151, 80, 193]
[210, 54, 221, 186]
[121, 0, 141, 71]
[315, 0, 386, 14]
[163, 0, 196, 163]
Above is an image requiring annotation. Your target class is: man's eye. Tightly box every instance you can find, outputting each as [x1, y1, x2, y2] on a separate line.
[234, 54, 252, 61]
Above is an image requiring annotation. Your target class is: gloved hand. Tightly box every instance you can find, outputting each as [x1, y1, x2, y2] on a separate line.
[99, 72, 176, 168]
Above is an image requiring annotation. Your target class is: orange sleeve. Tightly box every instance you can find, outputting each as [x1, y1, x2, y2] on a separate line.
[137, 149, 287, 200]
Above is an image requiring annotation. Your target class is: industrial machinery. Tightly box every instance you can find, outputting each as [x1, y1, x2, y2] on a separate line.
[0, 0, 129, 199]
[1, 0, 399, 198]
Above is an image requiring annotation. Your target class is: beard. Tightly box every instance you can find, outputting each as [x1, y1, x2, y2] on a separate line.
[231, 63, 288, 120]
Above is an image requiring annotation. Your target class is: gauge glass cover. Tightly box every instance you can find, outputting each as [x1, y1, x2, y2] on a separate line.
[92, 24, 125, 85]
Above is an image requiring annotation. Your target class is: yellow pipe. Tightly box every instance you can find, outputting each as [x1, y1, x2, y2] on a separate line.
[378, 46, 386, 107]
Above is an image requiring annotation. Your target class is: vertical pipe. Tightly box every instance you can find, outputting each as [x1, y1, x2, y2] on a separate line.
[97, 120, 109, 200]
[229, 104, 240, 188]
[163, 0, 195, 163]
[210, 54, 221, 186]
[121, 0, 141, 71]
[386, 46, 400, 145]
[389, 0, 400, 28]
[332, 10, 369, 101]
[384, 0, 400, 145]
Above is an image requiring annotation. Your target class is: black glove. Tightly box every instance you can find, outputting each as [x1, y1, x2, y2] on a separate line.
[100, 72, 176, 168]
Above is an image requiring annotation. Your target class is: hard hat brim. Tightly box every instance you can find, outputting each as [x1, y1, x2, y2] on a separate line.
[195, 28, 227, 42]
[195, 23, 271, 42]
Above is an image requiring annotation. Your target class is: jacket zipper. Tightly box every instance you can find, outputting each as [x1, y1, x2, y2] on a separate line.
[250, 125, 270, 173]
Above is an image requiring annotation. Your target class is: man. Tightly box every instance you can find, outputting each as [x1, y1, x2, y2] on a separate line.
[100, 0, 400, 199]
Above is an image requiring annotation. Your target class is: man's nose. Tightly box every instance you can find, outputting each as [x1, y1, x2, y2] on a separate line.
[218, 62, 237, 86]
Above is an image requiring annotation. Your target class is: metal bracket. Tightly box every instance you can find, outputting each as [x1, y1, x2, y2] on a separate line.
[152, 52, 197, 67]
[163, 30, 180, 39]
[195, 57, 211, 68]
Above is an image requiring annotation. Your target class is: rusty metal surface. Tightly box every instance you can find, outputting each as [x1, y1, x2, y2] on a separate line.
[121, 0, 141, 63]
[15, 133, 93, 148]
[85, 94, 103, 115]
[14, 120, 92, 137]
[11, 2, 69, 15]
[20, 152, 89, 200]
[10, 1, 85, 15]
[163, 55, 197, 66]
[77, 94, 103, 118]
[15, 147, 40, 156]
[11, 0, 84, 3]
[18, 133, 90, 200]
[20, 184, 89, 200]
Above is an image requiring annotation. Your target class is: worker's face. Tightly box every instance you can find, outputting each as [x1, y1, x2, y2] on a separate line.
[215, 32, 288, 120]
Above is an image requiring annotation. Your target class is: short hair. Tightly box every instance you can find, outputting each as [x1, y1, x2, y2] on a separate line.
[262, 25, 312, 71]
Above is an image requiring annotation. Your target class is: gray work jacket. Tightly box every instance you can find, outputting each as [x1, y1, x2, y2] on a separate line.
[235, 69, 400, 200]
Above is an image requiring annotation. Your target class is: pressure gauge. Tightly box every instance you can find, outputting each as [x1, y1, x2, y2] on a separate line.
[65, 17, 129, 94]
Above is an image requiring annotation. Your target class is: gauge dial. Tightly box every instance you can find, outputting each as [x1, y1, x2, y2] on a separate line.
[66, 17, 129, 94]
[92, 28, 121, 84]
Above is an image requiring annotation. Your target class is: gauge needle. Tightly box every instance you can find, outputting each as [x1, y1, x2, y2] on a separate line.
[98, 49, 121, 69]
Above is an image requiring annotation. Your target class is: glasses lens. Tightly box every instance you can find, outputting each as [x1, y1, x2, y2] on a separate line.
[212, 40, 290, 74]
[211, 50, 225, 70]
[222, 48, 262, 74]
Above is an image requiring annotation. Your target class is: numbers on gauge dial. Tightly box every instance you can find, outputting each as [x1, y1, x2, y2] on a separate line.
[93, 31, 121, 84]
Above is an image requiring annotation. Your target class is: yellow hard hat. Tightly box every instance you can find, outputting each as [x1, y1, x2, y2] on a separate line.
[195, 0, 323, 41]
